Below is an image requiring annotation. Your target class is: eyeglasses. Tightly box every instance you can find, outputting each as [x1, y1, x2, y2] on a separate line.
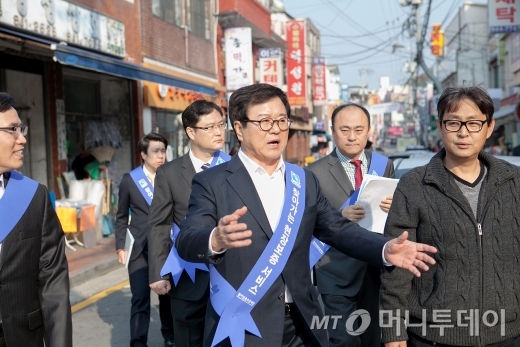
[442, 120, 487, 133]
[0, 125, 28, 139]
[191, 123, 228, 132]
[243, 118, 292, 131]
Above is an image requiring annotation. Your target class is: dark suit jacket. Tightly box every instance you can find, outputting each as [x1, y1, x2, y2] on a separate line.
[148, 154, 209, 301]
[0, 172, 72, 347]
[115, 170, 151, 261]
[307, 150, 395, 296]
[176, 156, 389, 347]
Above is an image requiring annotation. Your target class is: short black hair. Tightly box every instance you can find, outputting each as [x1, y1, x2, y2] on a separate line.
[0, 92, 15, 112]
[138, 133, 168, 156]
[229, 84, 291, 129]
[437, 85, 494, 124]
[331, 103, 370, 127]
[182, 100, 224, 135]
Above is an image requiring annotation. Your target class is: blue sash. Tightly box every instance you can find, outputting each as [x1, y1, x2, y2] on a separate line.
[160, 150, 231, 284]
[129, 167, 153, 206]
[308, 152, 388, 269]
[0, 171, 39, 243]
[210, 163, 306, 347]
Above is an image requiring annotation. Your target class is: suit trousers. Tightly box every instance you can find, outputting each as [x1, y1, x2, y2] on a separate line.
[321, 265, 382, 347]
[282, 304, 315, 347]
[170, 287, 209, 347]
[129, 248, 174, 347]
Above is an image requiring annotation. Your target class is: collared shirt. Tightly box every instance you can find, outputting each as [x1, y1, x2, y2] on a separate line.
[336, 148, 368, 189]
[189, 150, 208, 174]
[142, 165, 155, 186]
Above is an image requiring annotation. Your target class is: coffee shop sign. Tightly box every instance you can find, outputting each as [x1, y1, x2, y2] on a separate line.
[0, 0, 126, 57]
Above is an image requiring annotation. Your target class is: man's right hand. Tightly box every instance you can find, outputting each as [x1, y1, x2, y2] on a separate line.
[211, 206, 252, 252]
[385, 342, 407, 347]
[341, 205, 365, 222]
[150, 280, 171, 295]
[117, 250, 126, 264]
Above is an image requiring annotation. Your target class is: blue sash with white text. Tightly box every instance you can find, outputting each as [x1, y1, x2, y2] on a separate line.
[0, 171, 38, 243]
[160, 150, 231, 284]
[209, 163, 306, 347]
[308, 152, 388, 269]
[129, 167, 153, 206]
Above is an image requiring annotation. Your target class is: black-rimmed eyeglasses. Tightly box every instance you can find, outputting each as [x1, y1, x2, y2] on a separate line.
[0, 125, 28, 139]
[243, 118, 292, 131]
[441, 120, 487, 133]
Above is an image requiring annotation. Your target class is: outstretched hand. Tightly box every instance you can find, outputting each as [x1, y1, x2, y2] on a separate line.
[210, 206, 252, 252]
[384, 231, 437, 277]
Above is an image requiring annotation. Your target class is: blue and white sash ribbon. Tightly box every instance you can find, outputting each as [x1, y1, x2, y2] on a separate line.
[309, 152, 388, 269]
[210, 163, 306, 347]
[0, 171, 38, 243]
[160, 150, 231, 284]
[129, 167, 153, 206]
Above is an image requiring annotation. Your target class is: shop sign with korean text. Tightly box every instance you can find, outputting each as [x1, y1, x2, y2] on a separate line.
[259, 48, 283, 88]
[489, 0, 520, 34]
[0, 0, 126, 57]
[286, 20, 307, 106]
[312, 56, 327, 105]
[225, 27, 253, 91]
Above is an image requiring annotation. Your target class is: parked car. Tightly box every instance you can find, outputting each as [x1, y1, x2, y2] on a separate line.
[393, 155, 520, 179]
[387, 150, 435, 161]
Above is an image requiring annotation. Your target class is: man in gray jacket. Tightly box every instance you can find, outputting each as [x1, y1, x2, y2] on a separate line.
[381, 85, 520, 346]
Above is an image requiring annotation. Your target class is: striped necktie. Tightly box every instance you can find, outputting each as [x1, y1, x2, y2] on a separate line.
[201, 163, 210, 171]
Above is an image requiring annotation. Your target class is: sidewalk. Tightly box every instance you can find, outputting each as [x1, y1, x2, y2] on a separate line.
[66, 234, 120, 288]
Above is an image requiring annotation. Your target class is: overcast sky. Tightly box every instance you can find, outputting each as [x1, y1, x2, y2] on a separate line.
[281, 0, 487, 89]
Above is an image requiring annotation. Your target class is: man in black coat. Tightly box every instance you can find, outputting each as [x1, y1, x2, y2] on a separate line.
[308, 103, 394, 347]
[148, 100, 228, 347]
[0, 92, 72, 347]
[115, 133, 175, 347]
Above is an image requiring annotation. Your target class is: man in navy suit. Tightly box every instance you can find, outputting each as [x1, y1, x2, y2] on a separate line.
[176, 84, 438, 347]
[115, 133, 175, 347]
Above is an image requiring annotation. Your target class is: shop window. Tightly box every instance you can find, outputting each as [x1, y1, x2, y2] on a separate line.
[156, 110, 190, 159]
[64, 78, 100, 114]
[152, 0, 183, 27]
[188, 0, 211, 40]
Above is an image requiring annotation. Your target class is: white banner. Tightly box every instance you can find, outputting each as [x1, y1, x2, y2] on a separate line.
[225, 27, 253, 91]
[258, 48, 283, 88]
[0, 0, 126, 57]
[489, 0, 520, 34]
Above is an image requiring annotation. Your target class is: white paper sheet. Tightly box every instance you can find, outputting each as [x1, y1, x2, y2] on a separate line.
[355, 175, 399, 234]
[124, 228, 135, 268]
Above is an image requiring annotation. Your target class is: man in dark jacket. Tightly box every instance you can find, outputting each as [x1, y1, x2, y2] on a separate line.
[381, 85, 520, 347]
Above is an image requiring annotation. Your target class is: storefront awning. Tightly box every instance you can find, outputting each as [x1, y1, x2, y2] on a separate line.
[0, 26, 215, 95]
[493, 104, 516, 120]
[52, 44, 215, 95]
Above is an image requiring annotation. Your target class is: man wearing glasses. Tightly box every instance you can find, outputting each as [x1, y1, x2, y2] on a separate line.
[381, 86, 520, 347]
[0, 92, 72, 347]
[115, 133, 175, 347]
[175, 84, 437, 347]
[148, 100, 228, 347]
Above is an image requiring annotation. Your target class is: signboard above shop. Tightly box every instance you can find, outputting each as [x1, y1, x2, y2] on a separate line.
[489, 0, 520, 34]
[0, 0, 126, 57]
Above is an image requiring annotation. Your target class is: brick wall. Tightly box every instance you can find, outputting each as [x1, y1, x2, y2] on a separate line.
[285, 129, 310, 163]
[219, 0, 271, 35]
[140, 0, 218, 78]
[69, 0, 142, 63]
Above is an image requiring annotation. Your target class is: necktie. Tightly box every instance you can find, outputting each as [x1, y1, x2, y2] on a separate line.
[147, 173, 155, 187]
[350, 160, 363, 190]
[201, 163, 210, 171]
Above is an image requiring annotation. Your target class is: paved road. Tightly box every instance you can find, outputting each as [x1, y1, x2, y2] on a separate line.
[72, 267, 167, 347]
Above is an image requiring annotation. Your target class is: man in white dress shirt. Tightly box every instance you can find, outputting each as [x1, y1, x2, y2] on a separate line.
[175, 84, 438, 347]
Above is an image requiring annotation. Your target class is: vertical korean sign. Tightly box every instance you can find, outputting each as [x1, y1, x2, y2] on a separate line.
[259, 48, 283, 88]
[489, 0, 520, 34]
[286, 20, 307, 106]
[312, 57, 327, 105]
[225, 27, 253, 91]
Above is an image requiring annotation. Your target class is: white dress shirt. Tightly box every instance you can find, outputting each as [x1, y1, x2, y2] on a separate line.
[189, 150, 207, 173]
[142, 165, 155, 186]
